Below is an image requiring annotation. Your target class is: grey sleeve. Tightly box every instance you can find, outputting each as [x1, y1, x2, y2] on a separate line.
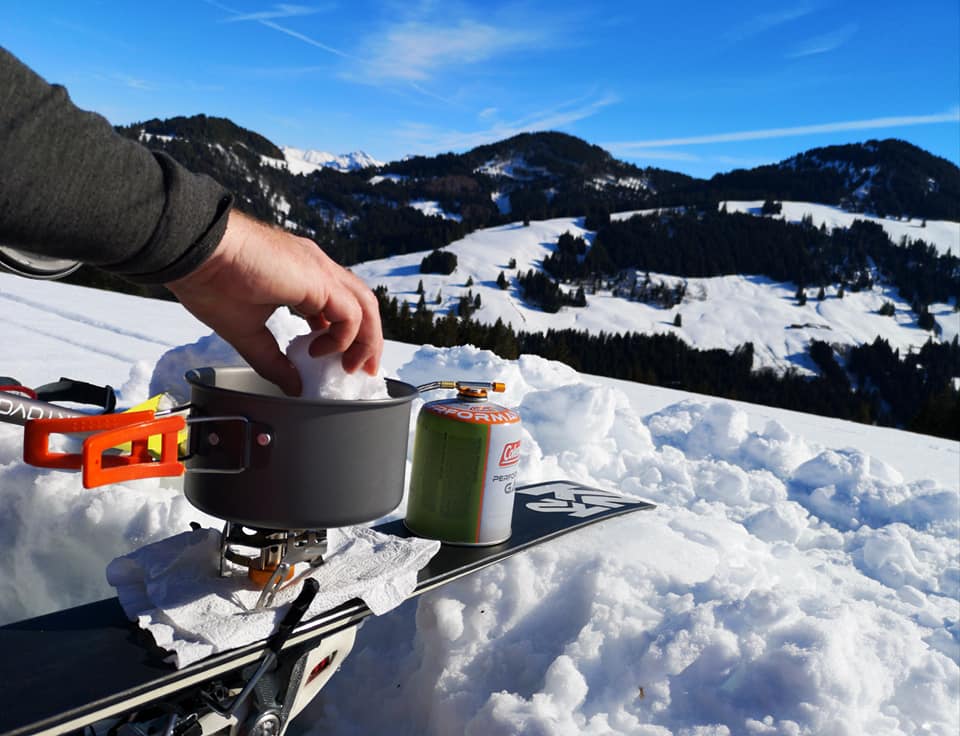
[0, 47, 233, 284]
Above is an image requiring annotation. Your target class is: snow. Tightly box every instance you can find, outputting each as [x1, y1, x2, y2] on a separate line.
[369, 173, 410, 185]
[722, 200, 960, 258]
[282, 147, 383, 176]
[408, 199, 463, 222]
[613, 202, 959, 258]
[286, 329, 389, 400]
[0, 274, 957, 735]
[476, 156, 551, 181]
[349, 214, 960, 374]
[491, 190, 512, 214]
[588, 174, 652, 192]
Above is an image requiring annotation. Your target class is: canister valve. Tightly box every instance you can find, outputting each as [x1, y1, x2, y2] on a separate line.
[416, 380, 506, 394]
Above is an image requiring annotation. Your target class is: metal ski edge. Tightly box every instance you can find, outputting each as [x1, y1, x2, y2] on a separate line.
[4, 482, 654, 736]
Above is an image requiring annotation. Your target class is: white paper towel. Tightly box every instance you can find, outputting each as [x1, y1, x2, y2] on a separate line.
[106, 526, 440, 668]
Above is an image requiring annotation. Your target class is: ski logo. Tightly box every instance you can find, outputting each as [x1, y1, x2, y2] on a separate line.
[516, 482, 634, 518]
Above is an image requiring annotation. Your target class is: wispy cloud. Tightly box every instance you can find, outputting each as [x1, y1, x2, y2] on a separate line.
[787, 23, 858, 58]
[113, 74, 155, 91]
[623, 149, 701, 162]
[725, 5, 815, 43]
[91, 71, 222, 94]
[397, 93, 618, 153]
[606, 110, 960, 151]
[221, 64, 331, 79]
[255, 19, 354, 59]
[206, 0, 352, 59]
[351, 20, 544, 83]
[221, 3, 325, 23]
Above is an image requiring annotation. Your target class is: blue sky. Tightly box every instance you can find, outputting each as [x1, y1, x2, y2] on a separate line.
[3, 1, 959, 178]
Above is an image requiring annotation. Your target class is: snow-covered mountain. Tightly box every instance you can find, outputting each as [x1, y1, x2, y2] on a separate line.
[0, 275, 956, 735]
[115, 118, 959, 266]
[281, 146, 383, 175]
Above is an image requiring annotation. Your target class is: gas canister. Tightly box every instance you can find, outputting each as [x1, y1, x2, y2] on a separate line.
[405, 383, 521, 545]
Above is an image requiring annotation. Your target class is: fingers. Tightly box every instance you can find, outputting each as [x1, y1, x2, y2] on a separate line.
[230, 326, 303, 397]
[169, 211, 384, 390]
[302, 268, 383, 375]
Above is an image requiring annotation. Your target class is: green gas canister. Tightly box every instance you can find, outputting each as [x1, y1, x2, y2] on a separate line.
[405, 382, 521, 545]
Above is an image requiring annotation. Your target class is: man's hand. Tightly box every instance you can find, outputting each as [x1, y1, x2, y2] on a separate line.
[166, 210, 383, 396]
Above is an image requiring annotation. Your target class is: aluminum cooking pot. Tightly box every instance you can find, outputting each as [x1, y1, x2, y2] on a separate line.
[179, 367, 421, 528]
[24, 367, 421, 529]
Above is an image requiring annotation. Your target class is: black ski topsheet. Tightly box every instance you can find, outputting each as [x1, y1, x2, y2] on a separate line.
[0, 481, 653, 736]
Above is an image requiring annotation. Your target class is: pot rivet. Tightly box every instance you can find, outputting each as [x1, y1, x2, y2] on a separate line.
[257, 433, 273, 447]
[208, 432, 221, 446]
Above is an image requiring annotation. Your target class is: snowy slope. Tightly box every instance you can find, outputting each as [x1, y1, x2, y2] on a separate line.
[612, 201, 960, 258]
[408, 199, 463, 222]
[349, 209, 960, 374]
[0, 277, 956, 735]
[723, 200, 960, 257]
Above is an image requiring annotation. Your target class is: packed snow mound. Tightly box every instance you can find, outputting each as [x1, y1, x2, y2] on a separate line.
[304, 345, 958, 736]
[286, 329, 389, 400]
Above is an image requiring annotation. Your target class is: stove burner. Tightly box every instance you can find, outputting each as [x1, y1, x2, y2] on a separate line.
[219, 523, 328, 608]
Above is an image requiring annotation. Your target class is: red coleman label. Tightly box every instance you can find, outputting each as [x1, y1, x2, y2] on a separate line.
[499, 441, 521, 466]
[424, 402, 521, 425]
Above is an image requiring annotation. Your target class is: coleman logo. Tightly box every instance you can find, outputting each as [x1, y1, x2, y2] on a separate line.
[498, 440, 521, 466]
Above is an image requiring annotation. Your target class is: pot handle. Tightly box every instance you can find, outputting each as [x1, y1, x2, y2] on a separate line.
[24, 411, 186, 488]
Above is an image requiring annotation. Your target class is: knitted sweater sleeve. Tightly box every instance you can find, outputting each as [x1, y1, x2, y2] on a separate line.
[0, 47, 233, 283]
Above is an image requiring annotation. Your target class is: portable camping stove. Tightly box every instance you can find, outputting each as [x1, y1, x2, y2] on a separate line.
[219, 523, 328, 609]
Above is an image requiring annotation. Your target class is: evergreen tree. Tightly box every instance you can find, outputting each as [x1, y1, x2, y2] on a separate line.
[818, 286, 826, 301]
[673, 313, 682, 327]
[497, 271, 509, 290]
[420, 249, 458, 274]
[761, 199, 782, 215]
[474, 293, 482, 309]
[917, 308, 936, 331]
[416, 280, 424, 294]
[466, 276, 474, 287]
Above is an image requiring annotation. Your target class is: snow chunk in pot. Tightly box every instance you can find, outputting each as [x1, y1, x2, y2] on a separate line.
[286, 330, 389, 400]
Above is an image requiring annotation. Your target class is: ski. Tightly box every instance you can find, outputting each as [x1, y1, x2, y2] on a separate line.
[0, 480, 653, 736]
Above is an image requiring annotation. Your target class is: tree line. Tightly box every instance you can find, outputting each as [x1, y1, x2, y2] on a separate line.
[375, 287, 959, 440]
[571, 209, 959, 317]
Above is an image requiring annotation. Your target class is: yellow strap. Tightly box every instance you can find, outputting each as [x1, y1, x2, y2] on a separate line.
[115, 395, 188, 457]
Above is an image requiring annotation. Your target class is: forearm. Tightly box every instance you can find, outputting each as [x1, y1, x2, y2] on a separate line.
[0, 47, 232, 283]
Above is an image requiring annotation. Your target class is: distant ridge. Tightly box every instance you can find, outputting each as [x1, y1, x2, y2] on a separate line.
[695, 139, 960, 221]
[281, 147, 384, 175]
[115, 115, 960, 267]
